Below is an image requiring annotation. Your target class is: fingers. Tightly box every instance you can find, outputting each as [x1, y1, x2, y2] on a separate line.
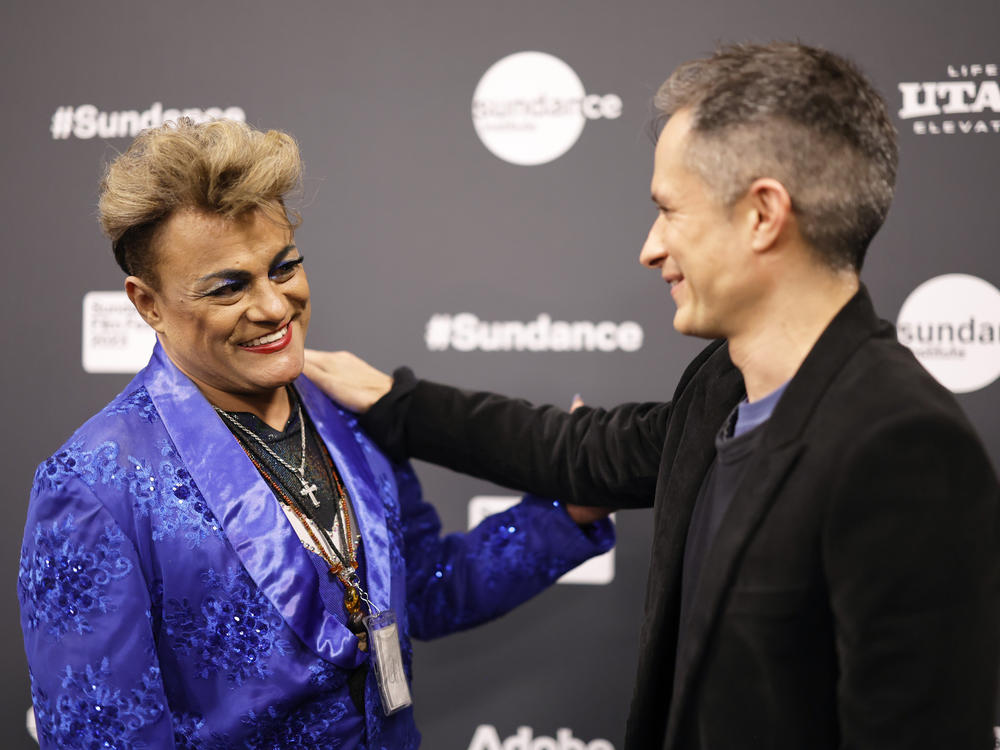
[301, 349, 393, 413]
[304, 348, 348, 375]
[302, 349, 336, 386]
[565, 503, 616, 525]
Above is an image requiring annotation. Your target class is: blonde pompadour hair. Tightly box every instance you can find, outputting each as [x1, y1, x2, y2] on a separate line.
[98, 117, 302, 283]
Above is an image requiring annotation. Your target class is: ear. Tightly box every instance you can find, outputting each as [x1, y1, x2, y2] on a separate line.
[125, 276, 166, 333]
[745, 178, 792, 254]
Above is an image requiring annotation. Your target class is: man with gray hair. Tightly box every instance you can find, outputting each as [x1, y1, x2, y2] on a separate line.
[306, 42, 1000, 748]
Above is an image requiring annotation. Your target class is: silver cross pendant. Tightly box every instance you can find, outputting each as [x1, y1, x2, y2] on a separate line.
[300, 479, 321, 507]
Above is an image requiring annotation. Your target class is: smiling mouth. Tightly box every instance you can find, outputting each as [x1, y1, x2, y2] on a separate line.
[239, 324, 292, 351]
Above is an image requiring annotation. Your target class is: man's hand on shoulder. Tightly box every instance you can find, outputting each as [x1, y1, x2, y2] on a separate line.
[303, 350, 393, 413]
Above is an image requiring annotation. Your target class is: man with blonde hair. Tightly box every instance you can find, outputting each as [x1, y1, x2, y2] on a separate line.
[18, 118, 614, 748]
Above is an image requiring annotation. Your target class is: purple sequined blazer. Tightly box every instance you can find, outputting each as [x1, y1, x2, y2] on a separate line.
[18, 342, 614, 749]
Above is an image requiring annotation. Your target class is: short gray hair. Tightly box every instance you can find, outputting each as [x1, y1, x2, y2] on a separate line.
[655, 42, 898, 270]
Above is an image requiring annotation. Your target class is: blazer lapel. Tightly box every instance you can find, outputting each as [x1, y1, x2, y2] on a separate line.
[652, 353, 744, 590]
[296, 377, 394, 614]
[627, 344, 744, 749]
[664, 442, 803, 745]
[142, 343, 365, 669]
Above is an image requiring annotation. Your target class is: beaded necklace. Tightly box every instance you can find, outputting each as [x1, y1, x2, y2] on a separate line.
[240, 445, 357, 575]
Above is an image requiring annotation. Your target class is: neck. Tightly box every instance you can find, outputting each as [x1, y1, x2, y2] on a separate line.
[198, 381, 292, 431]
[728, 267, 859, 402]
[157, 338, 295, 430]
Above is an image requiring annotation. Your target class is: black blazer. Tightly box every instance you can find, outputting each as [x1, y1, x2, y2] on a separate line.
[363, 288, 1000, 749]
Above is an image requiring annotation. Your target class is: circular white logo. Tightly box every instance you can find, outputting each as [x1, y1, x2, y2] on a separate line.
[471, 51, 621, 165]
[896, 273, 1000, 393]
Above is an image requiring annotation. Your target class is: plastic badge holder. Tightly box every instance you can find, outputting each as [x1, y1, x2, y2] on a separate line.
[364, 610, 412, 715]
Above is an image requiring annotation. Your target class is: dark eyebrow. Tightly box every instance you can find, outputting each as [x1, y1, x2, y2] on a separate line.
[196, 244, 298, 284]
[269, 244, 299, 269]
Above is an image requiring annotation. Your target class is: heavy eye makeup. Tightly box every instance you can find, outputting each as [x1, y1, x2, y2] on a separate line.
[195, 247, 303, 299]
[269, 255, 304, 282]
[199, 276, 248, 298]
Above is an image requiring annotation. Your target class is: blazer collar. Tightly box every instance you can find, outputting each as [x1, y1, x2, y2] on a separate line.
[142, 342, 386, 668]
[759, 284, 886, 450]
[295, 378, 393, 615]
[665, 285, 886, 745]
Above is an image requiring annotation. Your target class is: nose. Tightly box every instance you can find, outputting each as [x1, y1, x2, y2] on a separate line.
[246, 279, 289, 323]
[639, 214, 667, 269]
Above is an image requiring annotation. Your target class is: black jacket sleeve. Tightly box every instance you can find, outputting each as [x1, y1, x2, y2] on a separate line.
[360, 368, 667, 508]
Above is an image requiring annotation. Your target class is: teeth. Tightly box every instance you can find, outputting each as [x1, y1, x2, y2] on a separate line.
[241, 326, 287, 347]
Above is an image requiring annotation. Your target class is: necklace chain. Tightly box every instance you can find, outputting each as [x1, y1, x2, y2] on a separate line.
[214, 401, 321, 507]
[213, 394, 357, 559]
[240, 443, 357, 572]
[231, 425, 371, 647]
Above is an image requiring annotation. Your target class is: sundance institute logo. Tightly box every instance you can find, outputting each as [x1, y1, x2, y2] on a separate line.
[896, 274, 1000, 393]
[472, 51, 622, 165]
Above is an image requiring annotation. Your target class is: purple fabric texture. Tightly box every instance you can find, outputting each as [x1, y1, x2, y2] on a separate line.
[19, 343, 614, 749]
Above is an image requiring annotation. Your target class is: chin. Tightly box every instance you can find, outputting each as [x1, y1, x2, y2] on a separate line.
[274, 366, 305, 387]
[672, 313, 715, 341]
[252, 360, 305, 391]
[672, 310, 694, 336]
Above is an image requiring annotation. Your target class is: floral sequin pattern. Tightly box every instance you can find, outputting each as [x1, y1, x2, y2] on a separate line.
[308, 660, 349, 691]
[378, 471, 399, 514]
[138, 439, 224, 547]
[240, 698, 349, 749]
[172, 712, 229, 750]
[106, 386, 160, 424]
[34, 440, 124, 495]
[30, 660, 164, 749]
[380, 481, 406, 576]
[172, 713, 207, 750]
[474, 517, 540, 587]
[163, 567, 291, 685]
[343, 409, 375, 455]
[18, 516, 134, 639]
[35, 400, 222, 550]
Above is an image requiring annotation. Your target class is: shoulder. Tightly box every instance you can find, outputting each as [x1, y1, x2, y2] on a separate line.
[297, 373, 414, 483]
[812, 331, 996, 499]
[830, 327, 977, 433]
[32, 382, 167, 503]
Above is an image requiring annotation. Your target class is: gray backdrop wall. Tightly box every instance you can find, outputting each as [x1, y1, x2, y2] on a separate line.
[3, 1, 998, 747]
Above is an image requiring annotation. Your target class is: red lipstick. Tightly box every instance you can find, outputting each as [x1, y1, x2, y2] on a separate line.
[239, 324, 293, 354]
